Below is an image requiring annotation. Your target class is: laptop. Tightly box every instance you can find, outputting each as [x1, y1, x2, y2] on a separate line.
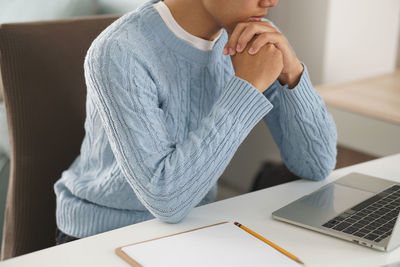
[272, 172, 400, 251]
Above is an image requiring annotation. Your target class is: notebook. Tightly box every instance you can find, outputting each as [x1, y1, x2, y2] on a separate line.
[115, 222, 302, 267]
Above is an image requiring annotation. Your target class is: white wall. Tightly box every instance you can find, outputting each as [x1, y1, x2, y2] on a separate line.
[267, 0, 329, 86]
[267, 0, 400, 85]
[398, 19, 400, 67]
[323, 0, 400, 84]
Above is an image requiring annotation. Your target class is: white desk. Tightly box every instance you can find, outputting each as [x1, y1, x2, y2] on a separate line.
[1, 154, 400, 267]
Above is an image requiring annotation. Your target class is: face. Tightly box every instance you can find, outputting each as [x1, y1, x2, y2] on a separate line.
[201, 0, 279, 33]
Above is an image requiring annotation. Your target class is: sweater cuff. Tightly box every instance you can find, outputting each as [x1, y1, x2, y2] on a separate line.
[279, 63, 325, 115]
[218, 76, 273, 129]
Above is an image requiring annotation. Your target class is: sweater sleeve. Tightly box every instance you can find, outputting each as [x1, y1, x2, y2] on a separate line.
[84, 40, 273, 223]
[262, 63, 337, 181]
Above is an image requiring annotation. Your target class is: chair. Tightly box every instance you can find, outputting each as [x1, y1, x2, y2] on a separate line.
[0, 14, 119, 260]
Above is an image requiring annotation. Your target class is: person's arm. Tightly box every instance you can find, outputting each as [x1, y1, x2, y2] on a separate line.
[262, 64, 338, 181]
[224, 19, 337, 180]
[84, 40, 273, 223]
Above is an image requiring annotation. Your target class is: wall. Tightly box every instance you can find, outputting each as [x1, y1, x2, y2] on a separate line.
[267, 0, 400, 85]
[398, 19, 400, 67]
[96, 0, 144, 14]
[323, 0, 400, 84]
[267, 0, 329, 86]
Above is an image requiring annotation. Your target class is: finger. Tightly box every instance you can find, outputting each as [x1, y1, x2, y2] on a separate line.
[260, 19, 276, 30]
[248, 32, 284, 54]
[237, 23, 277, 53]
[223, 31, 232, 55]
[224, 21, 277, 55]
[223, 32, 231, 55]
[224, 22, 248, 55]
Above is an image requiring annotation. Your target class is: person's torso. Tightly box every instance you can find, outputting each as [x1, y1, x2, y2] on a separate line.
[56, 3, 234, 211]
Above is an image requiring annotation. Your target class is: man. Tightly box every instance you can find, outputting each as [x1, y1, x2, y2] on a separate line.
[54, 0, 337, 244]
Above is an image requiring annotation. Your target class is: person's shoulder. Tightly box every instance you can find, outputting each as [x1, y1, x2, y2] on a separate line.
[88, 1, 160, 59]
[88, 12, 146, 56]
[83, 5, 159, 82]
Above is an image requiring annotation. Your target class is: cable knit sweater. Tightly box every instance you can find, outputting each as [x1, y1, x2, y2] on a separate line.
[54, 0, 337, 238]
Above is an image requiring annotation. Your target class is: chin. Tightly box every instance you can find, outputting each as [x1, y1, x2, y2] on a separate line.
[221, 16, 252, 34]
[220, 22, 234, 34]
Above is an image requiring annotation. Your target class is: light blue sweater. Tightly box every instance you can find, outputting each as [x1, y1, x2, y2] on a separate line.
[54, 0, 337, 238]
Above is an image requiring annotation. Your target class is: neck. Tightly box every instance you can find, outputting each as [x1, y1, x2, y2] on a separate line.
[163, 0, 222, 41]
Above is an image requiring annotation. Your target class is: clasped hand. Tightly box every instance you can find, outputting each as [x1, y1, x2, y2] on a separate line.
[224, 20, 303, 90]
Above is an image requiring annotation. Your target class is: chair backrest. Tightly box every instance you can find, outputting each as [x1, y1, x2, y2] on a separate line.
[0, 14, 119, 260]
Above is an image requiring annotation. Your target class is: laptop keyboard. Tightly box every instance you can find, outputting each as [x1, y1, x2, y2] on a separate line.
[322, 184, 400, 243]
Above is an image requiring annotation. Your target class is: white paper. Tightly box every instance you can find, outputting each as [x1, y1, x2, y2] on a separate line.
[121, 222, 302, 267]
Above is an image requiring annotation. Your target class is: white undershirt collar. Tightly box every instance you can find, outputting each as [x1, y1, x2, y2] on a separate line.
[153, 1, 221, 51]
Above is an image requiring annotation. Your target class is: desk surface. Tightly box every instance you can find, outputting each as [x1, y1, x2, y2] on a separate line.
[1, 154, 400, 267]
[316, 69, 400, 124]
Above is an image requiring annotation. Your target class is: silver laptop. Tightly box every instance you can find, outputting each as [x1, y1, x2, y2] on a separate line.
[272, 172, 400, 251]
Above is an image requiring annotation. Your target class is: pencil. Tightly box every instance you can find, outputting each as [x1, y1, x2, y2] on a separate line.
[234, 222, 304, 265]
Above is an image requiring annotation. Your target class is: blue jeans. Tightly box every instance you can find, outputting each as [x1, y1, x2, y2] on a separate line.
[55, 228, 79, 245]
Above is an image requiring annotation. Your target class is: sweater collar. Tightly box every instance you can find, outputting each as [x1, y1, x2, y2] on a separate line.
[139, 0, 227, 65]
[153, 1, 221, 51]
